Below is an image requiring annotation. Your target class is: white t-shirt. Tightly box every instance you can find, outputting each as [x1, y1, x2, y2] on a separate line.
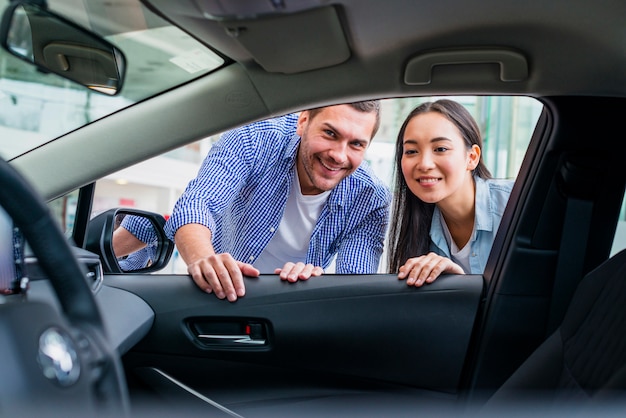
[254, 169, 330, 273]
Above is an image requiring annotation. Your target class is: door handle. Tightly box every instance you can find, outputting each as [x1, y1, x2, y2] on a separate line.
[187, 318, 269, 349]
[196, 333, 265, 345]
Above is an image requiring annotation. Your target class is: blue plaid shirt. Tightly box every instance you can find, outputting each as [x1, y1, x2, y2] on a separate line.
[165, 113, 391, 273]
[120, 215, 156, 243]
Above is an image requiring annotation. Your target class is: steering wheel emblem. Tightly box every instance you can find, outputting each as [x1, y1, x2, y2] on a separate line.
[38, 328, 81, 386]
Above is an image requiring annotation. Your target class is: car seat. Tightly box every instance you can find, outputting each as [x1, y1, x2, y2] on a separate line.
[482, 248, 626, 411]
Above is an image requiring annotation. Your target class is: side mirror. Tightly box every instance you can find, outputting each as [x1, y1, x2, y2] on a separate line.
[86, 209, 174, 273]
[0, 0, 126, 95]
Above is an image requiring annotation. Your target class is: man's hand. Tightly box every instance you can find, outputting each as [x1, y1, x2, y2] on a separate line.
[397, 252, 464, 287]
[175, 224, 260, 302]
[275, 262, 324, 282]
[187, 253, 260, 302]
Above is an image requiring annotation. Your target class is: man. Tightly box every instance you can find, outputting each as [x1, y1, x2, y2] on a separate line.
[164, 101, 390, 302]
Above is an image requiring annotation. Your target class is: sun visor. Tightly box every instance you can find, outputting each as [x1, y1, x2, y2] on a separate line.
[217, 6, 350, 74]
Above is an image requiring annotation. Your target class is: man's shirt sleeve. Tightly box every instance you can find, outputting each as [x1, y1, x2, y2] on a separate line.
[334, 176, 391, 274]
[120, 215, 157, 244]
[164, 124, 258, 240]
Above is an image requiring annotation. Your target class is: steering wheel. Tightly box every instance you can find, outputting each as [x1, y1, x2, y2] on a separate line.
[0, 157, 129, 416]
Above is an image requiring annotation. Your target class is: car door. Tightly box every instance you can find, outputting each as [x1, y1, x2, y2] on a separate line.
[108, 271, 483, 411]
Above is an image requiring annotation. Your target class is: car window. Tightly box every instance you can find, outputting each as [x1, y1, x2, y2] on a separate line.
[88, 95, 543, 273]
[0, 0, 224, 161]
[611, 197, 626, 256]
[48, 189, 80, 239]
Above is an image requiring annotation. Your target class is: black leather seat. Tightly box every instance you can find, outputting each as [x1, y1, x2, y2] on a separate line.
[483, 248, 626, 410]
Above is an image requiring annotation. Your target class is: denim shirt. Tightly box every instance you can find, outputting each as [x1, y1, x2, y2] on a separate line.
[429, 177, 513, 274]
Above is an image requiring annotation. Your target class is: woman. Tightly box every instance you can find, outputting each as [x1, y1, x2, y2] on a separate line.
[387, 99, 513, 286]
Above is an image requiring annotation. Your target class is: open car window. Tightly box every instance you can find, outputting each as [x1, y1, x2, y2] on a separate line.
[86, 95, 543, 274]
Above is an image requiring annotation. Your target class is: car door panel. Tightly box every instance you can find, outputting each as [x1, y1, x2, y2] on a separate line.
[106, 273, 483, 404]
[467, 98, 626, 398]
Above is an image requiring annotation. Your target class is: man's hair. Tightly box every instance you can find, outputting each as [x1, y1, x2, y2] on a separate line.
[307, 100, 381, 138]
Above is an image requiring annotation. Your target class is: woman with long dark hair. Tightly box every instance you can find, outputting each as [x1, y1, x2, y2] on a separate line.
[387, 99, 513, 286]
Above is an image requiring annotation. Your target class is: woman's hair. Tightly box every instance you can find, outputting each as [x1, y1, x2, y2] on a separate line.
[387, 99, 492, 272]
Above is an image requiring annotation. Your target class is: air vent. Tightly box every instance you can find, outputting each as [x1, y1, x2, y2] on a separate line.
[83, 258, 104, 293]
[24, 248, 105, 294]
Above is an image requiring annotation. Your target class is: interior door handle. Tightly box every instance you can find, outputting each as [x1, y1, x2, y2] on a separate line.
[196, 334, 266, 345]
[187, 318, 269, 349]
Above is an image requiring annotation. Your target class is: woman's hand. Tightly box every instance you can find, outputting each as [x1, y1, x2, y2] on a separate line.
[398, 252, 464, 287]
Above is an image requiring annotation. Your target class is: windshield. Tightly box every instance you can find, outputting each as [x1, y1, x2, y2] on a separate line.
[0, 0, 224, 160]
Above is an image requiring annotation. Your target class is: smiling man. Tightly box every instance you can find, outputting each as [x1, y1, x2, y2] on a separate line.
[165, 101, 391, 302]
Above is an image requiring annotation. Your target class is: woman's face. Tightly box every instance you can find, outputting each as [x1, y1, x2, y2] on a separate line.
[400, 111, 480, 207]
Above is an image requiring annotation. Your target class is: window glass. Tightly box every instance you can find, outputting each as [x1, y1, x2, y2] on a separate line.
[0, 0, 223, 160]
[92, 96, 543, 273]
[611, 197, 626, 256]
[48, 189, 80, 239]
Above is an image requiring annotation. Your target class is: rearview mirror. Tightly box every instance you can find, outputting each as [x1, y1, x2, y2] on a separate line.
[0, 1, 126, 95]
[86, 209, 174, 273]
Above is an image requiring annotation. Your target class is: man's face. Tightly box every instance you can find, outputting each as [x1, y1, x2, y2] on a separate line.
[296, 104, 377, 195]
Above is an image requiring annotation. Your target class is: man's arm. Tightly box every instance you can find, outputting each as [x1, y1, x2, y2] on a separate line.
[174, 223, 215, 264]
[175, 223, 259, 302]
[114, 214, 159, 256]
[165, 127, 258, 301]
[112, 227, 147, 258]
[166, 116, 300, 297]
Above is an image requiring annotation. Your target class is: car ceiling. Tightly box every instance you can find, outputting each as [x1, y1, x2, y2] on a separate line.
[10, 0, 626, 200]
[145, 0, 626, 98]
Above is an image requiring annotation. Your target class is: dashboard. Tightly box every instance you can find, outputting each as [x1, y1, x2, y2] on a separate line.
[25, 244, 155, 355]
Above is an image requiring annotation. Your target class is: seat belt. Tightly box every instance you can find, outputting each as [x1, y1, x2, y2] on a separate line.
[546, 175, 594, 335]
